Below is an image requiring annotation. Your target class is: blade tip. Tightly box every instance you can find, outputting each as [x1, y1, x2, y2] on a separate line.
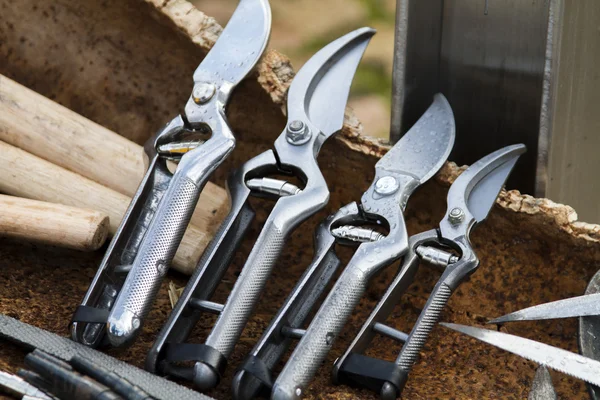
[509, 143, 527, 156]
[356, 27, 377, 36]
[343, 27, 376, 46]
[489, 310, 526, 325]
[439, 322, 460, 330]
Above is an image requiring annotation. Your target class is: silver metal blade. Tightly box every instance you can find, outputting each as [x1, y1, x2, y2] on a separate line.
[441, 323, 600, 388]
[193, 0, 271, 86]
[458, 145, 525, 223]
[529, 365, 557, 400]
[377, 93, 455, 183]
[468, 153, 520, 223]
[579, 269, 600, 400]
[440, 144, 525, 240]
[490, 293, 600, 324]
[286, 27, 375, 138]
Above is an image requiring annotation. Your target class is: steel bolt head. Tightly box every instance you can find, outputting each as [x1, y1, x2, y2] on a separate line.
[289, 120, 305, 132]
[448, 207, 465, 224]
[192, 82, 216, 104]
[374, 176, 399, 195]
[286, 120, 311, 145]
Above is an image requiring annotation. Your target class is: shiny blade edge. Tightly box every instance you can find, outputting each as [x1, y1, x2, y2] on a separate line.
[441, 322, 600, 388]
[490, 293, 600, 324]
[377, 93, 455, 184]
[193, 0, 272, 86]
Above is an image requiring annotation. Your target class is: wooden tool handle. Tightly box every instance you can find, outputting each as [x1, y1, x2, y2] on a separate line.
[0, 141, 204, 274]
[0, 74, 230, 237]
[0, 194, 109, 251]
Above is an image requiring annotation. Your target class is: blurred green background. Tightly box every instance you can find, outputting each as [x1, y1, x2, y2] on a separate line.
[192, 0, 396, 139]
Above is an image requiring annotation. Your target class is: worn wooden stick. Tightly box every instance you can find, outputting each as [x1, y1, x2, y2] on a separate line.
[0, 195, 109, 251]
[0, 74, 230, 236]
[0, 141, 206, 274]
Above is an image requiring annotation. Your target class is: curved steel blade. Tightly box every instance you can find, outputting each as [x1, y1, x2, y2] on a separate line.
[193, 0, 271, 87]
[489, 293, 600, 324]
[441, 323, 600, 388]
[529, 365, 557, 400]
[286, 27, 375, 139]
[579, 269, 600, 400]
[440, 144, 526, 240]
[377, 93, 455, 183]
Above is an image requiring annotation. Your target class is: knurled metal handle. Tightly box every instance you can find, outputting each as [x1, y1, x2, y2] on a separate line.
[396, 282, 453, 371]
[205, 221, 285, 356]
[107, 174, 201, 346]
[272, 267, 368, 399]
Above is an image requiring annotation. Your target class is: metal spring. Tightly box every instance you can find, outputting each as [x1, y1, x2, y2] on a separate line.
[331, 226, 385, 243]
[246, 178, 302, 197]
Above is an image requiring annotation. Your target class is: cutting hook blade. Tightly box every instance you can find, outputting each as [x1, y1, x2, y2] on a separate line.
[286, 27, 375, 140]
[440, 144, 526, 240]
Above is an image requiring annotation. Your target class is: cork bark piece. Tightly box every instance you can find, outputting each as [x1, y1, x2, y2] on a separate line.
[1, 1, 599, 399]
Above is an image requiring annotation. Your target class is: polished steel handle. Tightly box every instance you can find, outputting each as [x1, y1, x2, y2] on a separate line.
[205, 219, 286, 356]
[106, 173, 202, 347]
[272, 266, 368, 399]
[145, 184, 254, 374]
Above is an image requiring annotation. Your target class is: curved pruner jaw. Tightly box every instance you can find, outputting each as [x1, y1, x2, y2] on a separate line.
[439, 144, 526, 242]
[283, 27, 375, 152]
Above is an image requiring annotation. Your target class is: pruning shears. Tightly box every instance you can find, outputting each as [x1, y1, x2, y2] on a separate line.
[71, 0, 272, 348]
[246, 94, 457, 399]
[333, 144, 525, 399]
[145, 27, 376, 390]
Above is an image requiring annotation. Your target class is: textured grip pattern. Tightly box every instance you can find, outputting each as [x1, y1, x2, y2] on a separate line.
[0, 315, 210, 400]
[119, 177, 199, 320]
[397, 283, 452, 370]
[274, 268, 368, 398]
[206, 223, 284, 356]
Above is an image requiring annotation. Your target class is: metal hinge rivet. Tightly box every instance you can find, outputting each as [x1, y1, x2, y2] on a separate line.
[375, 175, 399, 195]
[192, 82, 216, 104]
[448, 207, 465, 225]
[286, 120, 311, 145]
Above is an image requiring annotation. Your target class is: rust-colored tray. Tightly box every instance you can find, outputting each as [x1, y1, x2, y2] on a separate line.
[1, 1, 599, 398]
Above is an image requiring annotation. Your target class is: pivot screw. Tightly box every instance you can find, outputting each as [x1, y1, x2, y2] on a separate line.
[448, 207, 465, 225]
[192, 82, 216, 104]
[286, 120, 311, 145]
[375, 176, 399, 195]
